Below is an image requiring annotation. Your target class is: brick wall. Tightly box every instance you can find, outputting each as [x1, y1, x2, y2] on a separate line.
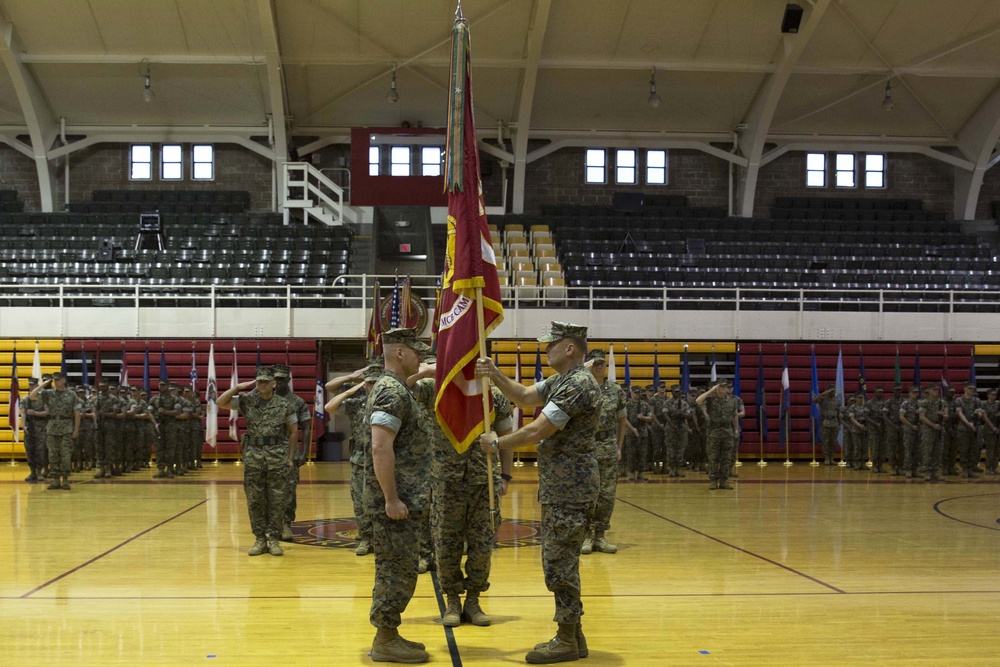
[0, 146, 42, 211]
[978, 164, 1000, 220]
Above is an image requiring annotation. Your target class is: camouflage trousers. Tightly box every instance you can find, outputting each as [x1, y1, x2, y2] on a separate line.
[24, 423, 47, 471]
[665, 429, 686, 469]
[867, 426, 885, 466]
[591, 457, 618, 533]
[74, 428, 94, 467]
[283, 462, 301, 525]
[623, 432, 647, 473]
[955, 426, 980, 471]
[885, 426, 902, 470]
[687, 429, 707, 470]
[243, 444, 289, 540]
[350, 462, 372, 542]
[431, 479, 498, 596]
[902, 428, 920, 474]
[844, 431, 865, 468]
[46, 431, 73, 477]
[102, 426, 122, 470]
[541, 503, 592, 624]
[419, 502, 434, 560]
[649, 426, 664, 469]
[943, 428, 958, 471]
[821, 424, 839, 461]
[983, 428, 999, 471]
[156, 422, 177, 471]
[706, 429, 735, 482]
[920, 427, 943, 476]
[370, 509, 427, 629]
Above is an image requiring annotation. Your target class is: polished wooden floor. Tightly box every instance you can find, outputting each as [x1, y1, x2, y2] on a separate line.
[1, 459, 998, 666]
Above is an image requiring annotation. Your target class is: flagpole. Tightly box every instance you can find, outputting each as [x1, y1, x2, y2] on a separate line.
[783, 417, 793, 466]
[9, 341, 16, 467]
[474, 288, 496, 531]
[758, 419, 767, 467]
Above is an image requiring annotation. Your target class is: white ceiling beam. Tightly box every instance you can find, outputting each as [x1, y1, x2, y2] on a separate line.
[478, 141, 514, 164]
[257, 0, 288, 212]
[19, 54, 262, 65]
[760, 142, 974, 171]
[48, 134, 274, 160]
[0, 18, 59, 212]
[736, 0, 832, 218]
[510, 0, 551, 215]
[953, 82, 1000, 219]
[0, 133, 33, 158]
[523, 137, 748, 167]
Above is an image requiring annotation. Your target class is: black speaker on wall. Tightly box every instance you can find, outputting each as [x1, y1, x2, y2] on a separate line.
[98, 239, 115, 261]
[781, 4, 803, 33]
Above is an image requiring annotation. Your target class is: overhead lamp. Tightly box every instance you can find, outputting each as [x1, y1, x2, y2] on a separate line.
[881, 80, 894, 112]
[386, 69, 399, 104]
[140, 59, 154, 103]
[647, 67, 661, 109]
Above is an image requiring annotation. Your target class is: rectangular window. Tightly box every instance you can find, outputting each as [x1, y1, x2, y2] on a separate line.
[615, 149, 637, 185]
[130, 144, 152, 180]
[835, 153, 856, 188]
[421, 147, 442, 177]
[161, 144, 182, 180]
[192, 144, 214, 180]
[646, 149, 667, 184]
[369, 146, 380, 176]
[585, 149, 606, 184]
[864, 153, 886, 188]
[390, 146, 411, 176]
[806, 152, 826, 188]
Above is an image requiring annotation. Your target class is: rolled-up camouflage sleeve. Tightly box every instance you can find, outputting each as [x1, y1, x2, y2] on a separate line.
[369, 383, 406, 434]
[492, 387, 514, 432]
[542, 372, 593, 431]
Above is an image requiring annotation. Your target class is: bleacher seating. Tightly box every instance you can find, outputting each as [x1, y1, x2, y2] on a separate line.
[69, 190, 252, 215]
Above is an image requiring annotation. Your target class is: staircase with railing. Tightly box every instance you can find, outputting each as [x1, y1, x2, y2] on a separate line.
[283, 162, 355, 226]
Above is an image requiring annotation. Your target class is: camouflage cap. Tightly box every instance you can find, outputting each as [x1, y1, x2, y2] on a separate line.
[27, 376, 39, 386]
[928, 384, 940, 392]
[52, 371, 66, 380]
[989, 388, 997, 395]
[964, 381, 976, 389]
[272, 364, 291, 378]
[946, 385, 956, 393]
[42, 373, 53, 381]
[537, 321, 588, 344]
[586, 349, 606, 363]
[362, 364, 383, 381]
[255, 366, 275, 381]
[909, 385, 920, 392]
[381, 328, 431, 352]
[874, 387, 884, 393]
[669, 383, 680, 392]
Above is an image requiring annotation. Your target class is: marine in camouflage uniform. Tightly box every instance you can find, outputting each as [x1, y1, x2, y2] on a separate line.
[173, 385, 193, 474]
[623, 388, 651, 480]
[918, 384, 947, 482]
[273, 364, 312, 542]
[218, 366, 297, 557]
[120, 386, 139, 473]
[942, 387, 959, 475]
[953, 382, 983, 478]
[326, 363, 381, 556]
[189, 388, 206, 469]
[664, 384, 691, 478]
[813, 385, 841, 465]
[697, 381, 742, 490]
[149, 382, 173, 478]
[866, 388, 887, 472]
[412, 365, 513, 627]
[73, 386, 96, 472]
[478, 321, 600, 664]
[691, 390, 709, 473]
[157, 383, 185, 477]
[844, 394, 868, 470]
[980, 389, 999, 474]
[884, 385, 905, 475]
[31, 372, 82, 490]
[22, 377, 49, 482]
[582, 349, 625, 556]
[363, 329, 432, 664]
[96, 381, 122, 478]
[898, 386, 922, 477]
[648, 384, 667, 473]
[138, 391, 157, 469]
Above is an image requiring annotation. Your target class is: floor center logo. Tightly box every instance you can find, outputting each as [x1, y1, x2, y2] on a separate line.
[289, 518, 544, 549]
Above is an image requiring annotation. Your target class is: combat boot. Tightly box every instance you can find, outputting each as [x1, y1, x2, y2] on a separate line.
[371, 627, 430, 664]
[580, 531, 593, 555]
[526, 623, 579, 664]
[248, 537, 267, 556]
[24, 469, 38, 482]
[152, 469, 168, 479]
[592, 532, 617, 554]
[280, 523, 294, 542]
[674, 467, 685, 478]
[442, 594, 462, 627]
[575, 622, 589, 658]
[47, 480, 61, 490]
[355, 539, 371, 556]
[463, 593, 490, 626]
[268, 540, 283, 556]
[60, 477, 71, 490]
[709, 480, 719, 490]
[719, 480, 734, 490]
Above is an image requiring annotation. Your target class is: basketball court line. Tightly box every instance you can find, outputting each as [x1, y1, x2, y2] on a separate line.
[616, 497, 846, 594]
[430, 570, 464, 667]
[18, 499, 208, 598]
[933, 491, 1000, 531]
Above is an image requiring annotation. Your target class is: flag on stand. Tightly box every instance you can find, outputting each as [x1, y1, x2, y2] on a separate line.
[755, 348, 768, 440]
[400, 275, 420, 328]
[256, 344, 261, 370]
[653, 346, 660, 391]
[119, 343, 129, 387]
[81, 348, 90, 395]
[969, 349, 976, 385]
[533, 345, 543, 419]
[894, 345, 901, 386]
[914, 345, 921, 389]
[9, 346, 19, 443]
[190, 348, 198, 391]
[389, 278, 403, 329]
[95, 348, 102, 385]
[835, 345, 845, 446]
[858, 345, 867, 397]
[159, 345, 168, 382]
[680, 345, 690, 395]
[710, 347, 717, 384]
[779, 345, 791, 447]
[205, 343, 218, 448]
[142, 346, 151, 396]
[229, 344, 239, 442]
[32, 342, 41, 381]
[514, 343, 523, 427]
[733, 344, 742, 435]
[430, 279, 443, 353]
[608, 344, 616, 385]
[285, 344, 295, 393]
[623, 345, 631, 396]
[810, 344, 821, 437]
[367, 278, 383, 358]
[941, 345, 949, 393]
[433, 9, 505, 453]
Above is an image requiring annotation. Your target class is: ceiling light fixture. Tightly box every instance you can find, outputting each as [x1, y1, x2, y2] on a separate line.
[140, 59, 154, 103]
[881, 80, 894, 112]
[648, 67, 661, 109]
[386, 69, 399, 104]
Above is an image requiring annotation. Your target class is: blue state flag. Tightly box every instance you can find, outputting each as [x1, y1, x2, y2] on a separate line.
[779, 346, 791, 446]
[755, 350, 768, 440]
[680, 345, 690, 395]
[810, 345, 821, 437]
[835, 346, 845, 446]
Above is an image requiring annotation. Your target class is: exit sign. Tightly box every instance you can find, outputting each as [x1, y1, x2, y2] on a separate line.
[399, 243, 411, 253]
